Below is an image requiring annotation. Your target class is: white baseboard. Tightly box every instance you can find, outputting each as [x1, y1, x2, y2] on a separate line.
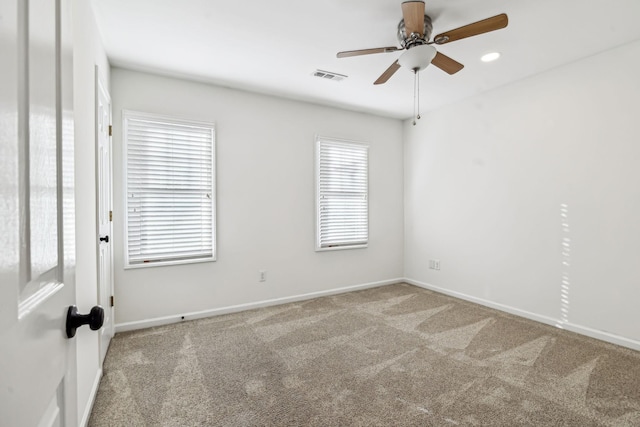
[79, 368, 102, 427]
[115, 278, 403, 333]
[405, 278, 640, 352]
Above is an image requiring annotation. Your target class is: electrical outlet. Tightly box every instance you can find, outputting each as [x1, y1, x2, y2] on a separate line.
[259, 270, 267, 282]
[434, 260, 441, 270]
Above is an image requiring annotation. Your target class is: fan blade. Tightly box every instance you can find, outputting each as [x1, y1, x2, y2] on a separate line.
[433, 13, 508, 45]
[337, 47, 400, 58]
[431, 52, 464, 75]
[374, 60, 401, 85]
[402, 1, 426, 37]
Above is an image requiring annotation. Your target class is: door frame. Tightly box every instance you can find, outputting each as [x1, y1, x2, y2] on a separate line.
[95, 66, 114, 364]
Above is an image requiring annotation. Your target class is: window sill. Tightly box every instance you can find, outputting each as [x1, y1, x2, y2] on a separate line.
[124, 256, 216, 270]
[315, 244, 368, 252]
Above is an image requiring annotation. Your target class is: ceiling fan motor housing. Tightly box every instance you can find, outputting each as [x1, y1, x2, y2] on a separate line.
[397, 14, 433, 48]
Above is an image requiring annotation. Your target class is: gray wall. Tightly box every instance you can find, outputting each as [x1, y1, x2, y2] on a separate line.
[405, 39, 640, 349]
[111, 68, 405, 327]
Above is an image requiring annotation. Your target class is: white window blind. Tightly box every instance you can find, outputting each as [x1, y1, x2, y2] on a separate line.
[316, 137, 368, 250]
[124, 111, 215, 267]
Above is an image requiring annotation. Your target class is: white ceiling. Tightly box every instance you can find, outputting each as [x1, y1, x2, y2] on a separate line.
[92, 0, 640, 120]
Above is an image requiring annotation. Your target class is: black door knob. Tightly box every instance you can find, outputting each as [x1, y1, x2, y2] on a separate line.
[100, 235, 109, 243]
[66, 305, 104, 338]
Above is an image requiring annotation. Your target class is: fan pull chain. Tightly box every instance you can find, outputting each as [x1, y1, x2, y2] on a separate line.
[412, 69, 421, 126]
[417, 70, 421, 122]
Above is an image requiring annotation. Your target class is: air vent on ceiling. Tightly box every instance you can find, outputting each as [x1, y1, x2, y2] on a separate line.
[313, 69, 347, 82]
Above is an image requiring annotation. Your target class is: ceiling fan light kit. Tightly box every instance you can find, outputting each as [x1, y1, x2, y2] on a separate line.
[336, 1, 508, 124]
[398, 44, 437, 72]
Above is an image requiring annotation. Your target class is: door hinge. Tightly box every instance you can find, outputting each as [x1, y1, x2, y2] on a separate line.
[110, 295, 114, 307]
[109, 210, 112, 222]
[108, 125, 112, 136]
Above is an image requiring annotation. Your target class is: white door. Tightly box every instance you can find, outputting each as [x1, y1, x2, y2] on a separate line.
[0, 0, 80, 425]
[96, 71, 114, 365]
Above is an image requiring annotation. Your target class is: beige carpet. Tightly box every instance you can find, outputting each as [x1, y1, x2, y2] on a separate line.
[89, 283, 640, 426]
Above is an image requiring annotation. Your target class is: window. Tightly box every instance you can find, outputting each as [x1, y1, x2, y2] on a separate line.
[123, 111, 215, 267]
[316, 137, 368, 250]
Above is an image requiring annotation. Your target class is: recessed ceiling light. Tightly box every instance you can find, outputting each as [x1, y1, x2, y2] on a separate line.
[481, 52, 501, 62]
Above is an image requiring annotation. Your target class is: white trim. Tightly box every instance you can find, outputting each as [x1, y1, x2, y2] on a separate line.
[405, 277, 640, 352]
[115, 278, 403, 332]
[95, 66, 115, 366]
[121, 109, 216, 129]
[79, 368, 102, 427]
[123, 255, 215, 270]
[315, 244, 368, 252]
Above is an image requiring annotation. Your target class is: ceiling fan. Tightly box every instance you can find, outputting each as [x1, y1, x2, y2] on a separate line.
[337, 1, 509, 85]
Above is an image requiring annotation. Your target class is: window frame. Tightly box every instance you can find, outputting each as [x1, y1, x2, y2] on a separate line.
[122, 110, 216, 269]
[315, 135, 369, 252]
